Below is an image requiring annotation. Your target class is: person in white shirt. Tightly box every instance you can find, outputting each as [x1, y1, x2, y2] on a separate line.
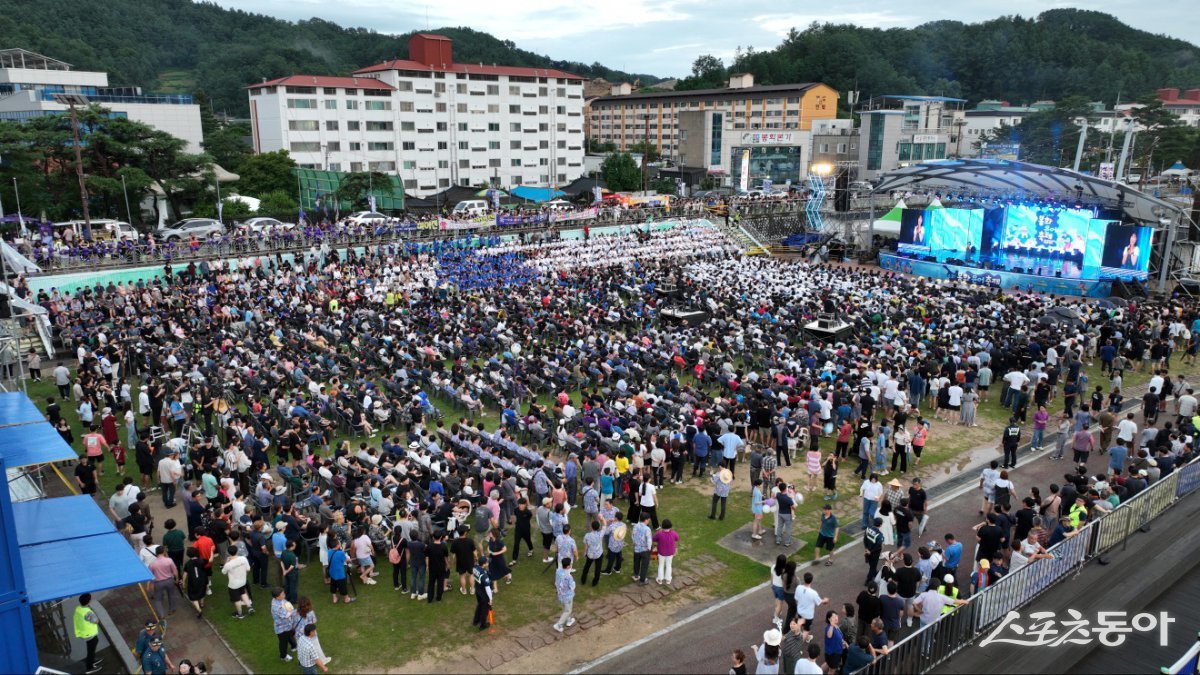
[1116, 413, 1138, 444]
[221, 547, 254, 618]
[793, 643, 824, 674]
[791, 573, 829, 641]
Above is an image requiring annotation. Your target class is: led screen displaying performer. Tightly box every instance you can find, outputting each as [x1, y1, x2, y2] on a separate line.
[1100, 224, 1153, 273]
[1001, 205, 1092, 256]
[898, 209, 930, 253]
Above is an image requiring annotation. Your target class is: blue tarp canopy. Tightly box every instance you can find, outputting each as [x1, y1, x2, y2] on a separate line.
[14, 495, 149, 604]
[0, 423, 76, 468]
[20, 534, 151, 603]
[12, 495, 115, 546]
[0, 392, 48, 426]
[510, 186, 566, 203]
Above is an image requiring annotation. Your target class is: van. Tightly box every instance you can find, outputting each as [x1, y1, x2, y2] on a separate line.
[452, 200, 489, 218]
[53, 219, 139, 242]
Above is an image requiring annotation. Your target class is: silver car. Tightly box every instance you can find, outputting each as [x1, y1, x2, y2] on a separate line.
[157, 218, 226, 240]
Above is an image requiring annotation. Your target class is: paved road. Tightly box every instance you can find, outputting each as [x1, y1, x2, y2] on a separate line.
[581, 391, 1165, 674]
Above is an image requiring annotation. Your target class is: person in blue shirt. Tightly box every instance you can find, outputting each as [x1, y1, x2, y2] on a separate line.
[717, 430, 744, 476]
[691, 429, 711, 477]
[942, 533, 963, 575]
[326, 539, 354, 604]
[1108, 439, 1129, 473]
[140, 638, 171, 675]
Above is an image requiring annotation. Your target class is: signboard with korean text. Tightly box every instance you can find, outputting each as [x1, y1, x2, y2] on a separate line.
[739, 132, 796, 146]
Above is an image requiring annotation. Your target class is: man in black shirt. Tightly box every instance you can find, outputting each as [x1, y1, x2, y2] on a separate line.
[450, 526, 476, 596]
[976, 513, 1004, 562]
[893, 499, 914, 556]
[907, 479, 928, 536]
[426, 532, 450, 603]
[1013, 498, 1037, 542]
[1001, 417, 1021, 469]
[855, 583, 882, 637]
[75, 460, 98, 495]
[893, 554, 922, 627]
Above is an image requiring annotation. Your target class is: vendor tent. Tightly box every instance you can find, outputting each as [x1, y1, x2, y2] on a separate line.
[510, 186, 566, 203]
[1162, 161, 1192, 177]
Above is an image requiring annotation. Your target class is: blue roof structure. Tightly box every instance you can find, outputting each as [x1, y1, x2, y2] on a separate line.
[20, 534, 151, 603]
[879, 94, 968, 102]
[12, 494, 116, 546]
[511, 186, 566, 203]
[0, 422, 77, 468]
[0, 392, 48, 425]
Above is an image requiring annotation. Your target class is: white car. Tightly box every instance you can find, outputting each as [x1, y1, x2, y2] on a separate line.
[157, 218, 225, 240]
[239, 217, 296, 234]
[346, 211, 389, 225]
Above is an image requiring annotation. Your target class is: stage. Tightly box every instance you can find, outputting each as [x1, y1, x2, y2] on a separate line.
[879, 253, 1116, 297]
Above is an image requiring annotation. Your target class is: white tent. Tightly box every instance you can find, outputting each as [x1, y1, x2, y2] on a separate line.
[1162, 161, 1192, 177]
[225, 194, 262, 212]
[0, 241, 39, 274]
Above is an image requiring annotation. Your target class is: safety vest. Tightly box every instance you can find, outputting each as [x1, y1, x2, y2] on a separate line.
[937, 584, 960, 614]
[74, 605, 98, 639]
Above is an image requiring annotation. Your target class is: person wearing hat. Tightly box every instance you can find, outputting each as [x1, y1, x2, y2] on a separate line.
[141, 635, 172, 675]
[709, 468, 732, 520]
[602, 512, 627, 576]
[133, 619, 160, 660]
[752, 628, 783, 674]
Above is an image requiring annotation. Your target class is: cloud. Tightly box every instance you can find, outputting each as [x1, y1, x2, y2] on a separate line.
[651, 43, 704, 54]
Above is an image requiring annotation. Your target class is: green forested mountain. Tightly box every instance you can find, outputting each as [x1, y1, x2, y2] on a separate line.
[0, 0, 656, 116]
[678, 9, 1200, 107]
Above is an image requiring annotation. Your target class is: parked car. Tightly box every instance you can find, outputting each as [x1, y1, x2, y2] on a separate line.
[239, 217, 296, 234]
[346, 211, 389, 225]
[53, 219, 140, 242]
[157, 218, 225, 240]
[452, 200, 489, 218]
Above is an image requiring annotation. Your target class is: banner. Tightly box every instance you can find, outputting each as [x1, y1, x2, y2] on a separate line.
[496, 213, 548, 227]
[368, 194, 377, 213]
[739, 148, 751, 192]
[433, 214, 494, 230]
[549, 207, 599, 223]
[592, 185, 602, 204]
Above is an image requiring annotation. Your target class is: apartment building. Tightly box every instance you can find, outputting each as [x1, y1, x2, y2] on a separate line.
[857, 95, 968, 180]
[0, 48, 202, 152]
[248, 34, 586, 196]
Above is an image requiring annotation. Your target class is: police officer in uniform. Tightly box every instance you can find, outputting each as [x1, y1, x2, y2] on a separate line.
[1001, 416, 1022, 469]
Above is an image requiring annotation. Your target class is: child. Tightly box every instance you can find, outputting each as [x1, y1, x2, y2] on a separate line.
[112, 441, 128, 476]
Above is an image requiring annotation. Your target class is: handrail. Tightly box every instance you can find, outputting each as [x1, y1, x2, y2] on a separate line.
[853, 454, 1200, 674]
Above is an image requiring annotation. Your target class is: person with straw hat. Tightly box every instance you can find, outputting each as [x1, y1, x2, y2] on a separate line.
[752, 628, 783, 674]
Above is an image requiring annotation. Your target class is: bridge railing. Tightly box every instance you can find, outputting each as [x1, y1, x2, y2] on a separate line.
[852, 455, 1200, 675]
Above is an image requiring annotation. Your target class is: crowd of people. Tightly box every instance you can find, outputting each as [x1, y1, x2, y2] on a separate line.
[41, 214, 1200, 674]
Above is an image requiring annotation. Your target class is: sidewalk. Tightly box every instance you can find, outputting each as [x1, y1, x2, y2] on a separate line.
[581, 380, 1170, 674]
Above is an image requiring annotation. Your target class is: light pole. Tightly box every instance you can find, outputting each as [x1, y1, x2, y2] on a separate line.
[52, 93, 92, 240]
[120, 173, 135, 225]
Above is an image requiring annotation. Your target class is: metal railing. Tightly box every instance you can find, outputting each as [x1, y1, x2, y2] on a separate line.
[853, 455, 1200, 674]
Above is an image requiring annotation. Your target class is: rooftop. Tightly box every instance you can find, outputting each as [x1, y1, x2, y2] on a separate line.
[247, 75, 395, 91]
[593, 82, 822, 103]
[353, 59, 583, 81]
[0, 48, 71, 71]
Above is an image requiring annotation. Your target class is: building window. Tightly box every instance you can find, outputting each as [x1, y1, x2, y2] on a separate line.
[488, 104, 500, 113]
[290, 141, 320, 152]
[489, 158, 501, 167]
[366, 121, 393, 131]
[487, 122, 500, 131]
[511, 175, 522, 185]
[366, 101, 391, 111]
[458, 122, 468, 131]
[288, 120, 319, 131]
[436, 102, 447, 113]
[510, 86, 521, 95]
[457, 103, 467, 113]
[403, 179, 417, 189]
[458, 141, 468, 150]
[368, 142, 394, 151]
[401, 141, 415, 150]
[867, 116, 885, 171]
[399, 101, 414, 112]
[509, 105, 521, 114]
[347, 121, 360, 131]
[486, 84, 499, 95]
[898, 142, 911, 161]
[351, 162, 364, 172]
[349, 142, 361, 151]
[488, 141, 500, 149]
[510, 123, 521, 132]
[510, 140, 521, 150]
[459, 159, 470, 168]
[400, 122, 415, 131]
[324, 99, 337, 110]
[287, 99, 317, 109]
[439, 178, 451, 188]
[436, 122, 448, 131]
[396, 81, 413, 92]
[328, 162, 341, 171]
[286, 86, 317, 94]
[710, 112, 723, 166]
[346, 100, 358, 110]
[368, 161, 395, 171]
[438, 141, 448, 150]
[511, 158, 521, 167]
[438, 160, 449, 168]
[325, 120, 339, 131]
[456, 83, 467, 94]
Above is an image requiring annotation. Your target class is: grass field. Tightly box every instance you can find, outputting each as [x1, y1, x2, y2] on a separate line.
[155, 69, 196, 93]
[27, 355, 1167, 671]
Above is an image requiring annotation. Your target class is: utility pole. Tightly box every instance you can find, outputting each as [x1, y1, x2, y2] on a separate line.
[53, 94, 92, 240]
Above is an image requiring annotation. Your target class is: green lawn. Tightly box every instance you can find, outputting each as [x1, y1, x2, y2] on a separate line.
[28, 352, 1179, 671]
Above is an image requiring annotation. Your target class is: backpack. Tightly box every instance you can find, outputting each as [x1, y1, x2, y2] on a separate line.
[993, 484, 1011, 509]
[387, 541, 402, 565]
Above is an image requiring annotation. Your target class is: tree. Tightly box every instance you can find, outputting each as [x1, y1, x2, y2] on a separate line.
[628, 141, 661, 163]
[587, 138, 616, 154]
[203, 122, 253, 172]
[600, 153, 641, 192]
[649, 177, 677, 195]
[675, 54, 727, 91]
[336, 171, 391, 209]
[236, 150, 296, 198]
[258, 190, 299, 218]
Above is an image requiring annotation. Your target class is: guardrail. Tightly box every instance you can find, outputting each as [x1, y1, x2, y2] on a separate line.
[852, 455, 1200, 675]
[19, 203, 814, 273]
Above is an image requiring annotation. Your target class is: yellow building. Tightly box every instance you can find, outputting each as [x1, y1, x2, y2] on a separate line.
[588, 73, 839, 186]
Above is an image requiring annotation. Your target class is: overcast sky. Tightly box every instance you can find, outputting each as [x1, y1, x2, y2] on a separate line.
[211, 0, 1199, 77]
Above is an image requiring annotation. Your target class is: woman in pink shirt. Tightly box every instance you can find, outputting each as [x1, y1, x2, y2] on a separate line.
[652, 519, 680, 585]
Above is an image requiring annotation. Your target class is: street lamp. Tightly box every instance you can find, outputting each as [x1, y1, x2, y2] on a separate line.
[52, 93, 92, 241]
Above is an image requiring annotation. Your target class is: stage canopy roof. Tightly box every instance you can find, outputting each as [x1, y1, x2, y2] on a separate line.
[872, 159, 1183, 225]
